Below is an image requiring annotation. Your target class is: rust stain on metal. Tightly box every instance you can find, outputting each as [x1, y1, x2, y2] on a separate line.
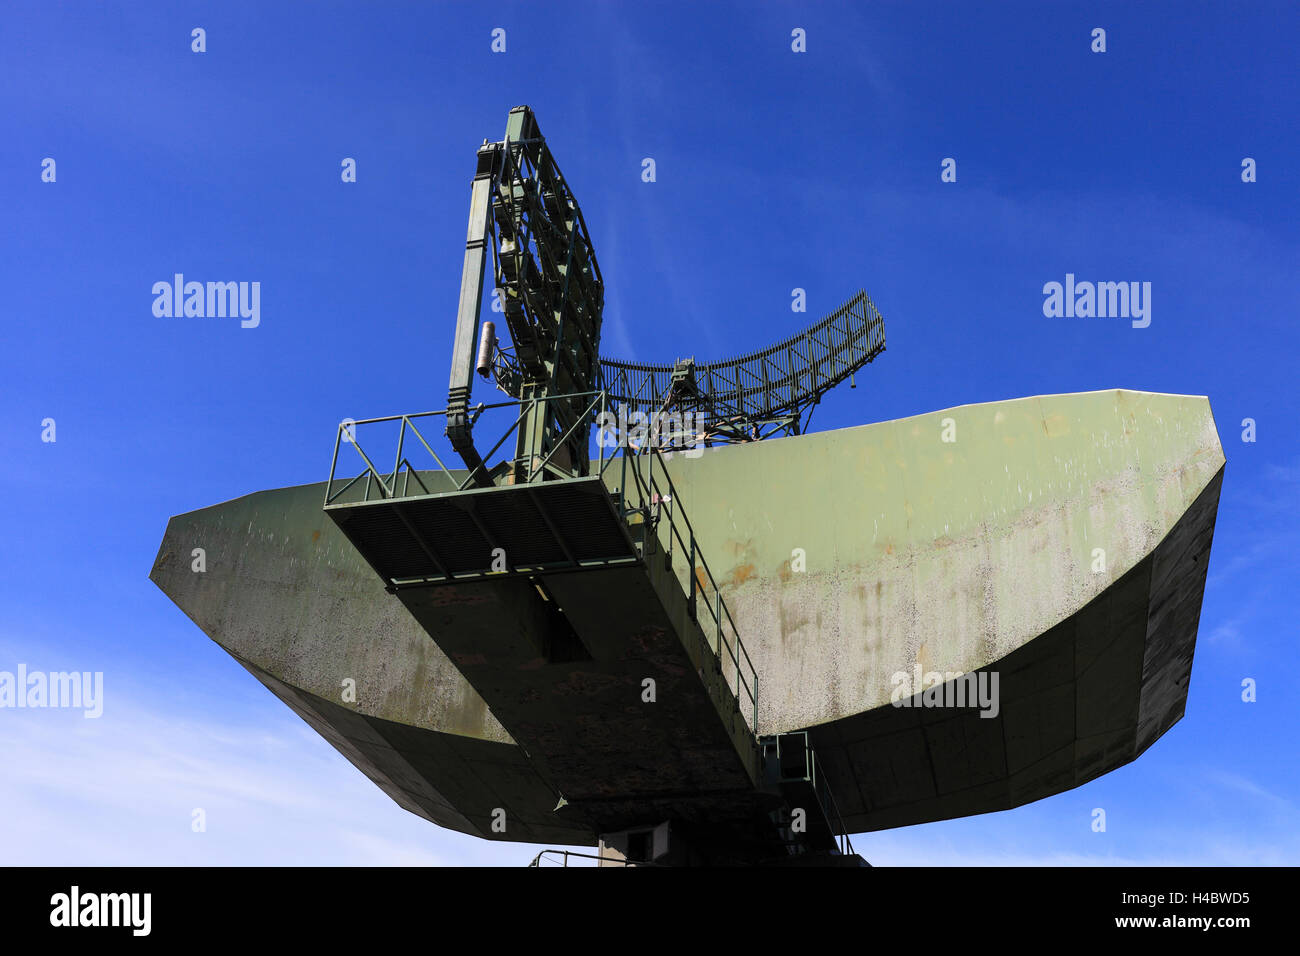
[627, 624, 668, 655]
[556, 670, 622, 695]
[725, 563, 755, 587]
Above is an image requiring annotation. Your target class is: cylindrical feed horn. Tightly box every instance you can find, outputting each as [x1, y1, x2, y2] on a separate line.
[475, 321, 497, 378]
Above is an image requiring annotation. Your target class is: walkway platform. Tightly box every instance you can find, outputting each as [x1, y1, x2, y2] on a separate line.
[325, 476, 638, 587]
[325, 473, 782, 854]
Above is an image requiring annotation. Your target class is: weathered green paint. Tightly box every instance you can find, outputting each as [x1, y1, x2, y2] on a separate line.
[652, 388, 1222, 733]
[149, 475, 600, 845]
[152, 388, 1223, 842]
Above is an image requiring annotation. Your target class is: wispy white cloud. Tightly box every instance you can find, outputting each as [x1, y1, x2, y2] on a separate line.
[0, 691, 568, 867]
[1207, 621, 1243, 648]
[1204, 770, 1296, 815]
[3, 667, 1294, 866]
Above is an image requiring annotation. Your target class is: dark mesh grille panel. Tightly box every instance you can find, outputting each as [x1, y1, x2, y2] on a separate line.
[408, 502, 488, 574]
[476, 490, 558, 566]
[326, 477, 637, 584]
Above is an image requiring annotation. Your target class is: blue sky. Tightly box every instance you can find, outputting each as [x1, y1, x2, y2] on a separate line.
[2, 1, 1297, 865]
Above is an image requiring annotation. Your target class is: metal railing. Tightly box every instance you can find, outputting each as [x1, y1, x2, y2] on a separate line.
[762, 732, 855, 857]
[600, 444, 758, 733]
[324, 390, 614, 506]
[527, 849, 653, 868]
[324, 390, 758, 733]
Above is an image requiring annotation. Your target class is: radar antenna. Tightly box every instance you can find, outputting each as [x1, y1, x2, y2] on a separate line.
[601, 290, 885, 444]
[446, 106, 604, 487]
[446, 107, 886, 477]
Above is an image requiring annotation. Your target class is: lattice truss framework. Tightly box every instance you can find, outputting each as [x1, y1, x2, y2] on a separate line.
[450, 107, 887, 479]
[446, 106, 605, 485]
[600, 290, 886, 445]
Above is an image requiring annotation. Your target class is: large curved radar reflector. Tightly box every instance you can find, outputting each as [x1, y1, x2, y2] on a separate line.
[149, 102, 1225, 865]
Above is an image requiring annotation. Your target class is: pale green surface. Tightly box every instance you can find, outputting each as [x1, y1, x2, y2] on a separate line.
[152, 388, 1224, 839]
[652, 389, 1223, 733]
[151, 475, 511, 744]
[157, 388, 1222, 741]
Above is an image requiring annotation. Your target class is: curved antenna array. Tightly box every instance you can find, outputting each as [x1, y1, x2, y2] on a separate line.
[601, 290, 886, 443]
[446, 107, 888, 478]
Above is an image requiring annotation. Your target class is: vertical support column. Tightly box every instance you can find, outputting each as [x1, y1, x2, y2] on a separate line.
[446, 144, 502, 488]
